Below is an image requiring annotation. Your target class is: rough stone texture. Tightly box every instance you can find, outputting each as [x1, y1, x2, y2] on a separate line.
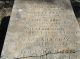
[1, 0, 80, 59]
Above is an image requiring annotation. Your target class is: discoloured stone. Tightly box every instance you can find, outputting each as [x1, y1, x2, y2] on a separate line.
[1, 0, 80, 59]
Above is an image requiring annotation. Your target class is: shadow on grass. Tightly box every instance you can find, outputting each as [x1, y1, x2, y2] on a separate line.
[70, 0, 80, 18]
[0, 16, 10, 57]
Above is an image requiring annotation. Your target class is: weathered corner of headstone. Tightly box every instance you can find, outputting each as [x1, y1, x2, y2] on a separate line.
[1, 0, 80, 59]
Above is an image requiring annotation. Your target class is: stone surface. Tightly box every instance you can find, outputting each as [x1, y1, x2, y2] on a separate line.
[1, 0, 80, 59]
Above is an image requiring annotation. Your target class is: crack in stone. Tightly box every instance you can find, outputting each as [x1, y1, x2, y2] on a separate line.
[15, 49, 80, 59]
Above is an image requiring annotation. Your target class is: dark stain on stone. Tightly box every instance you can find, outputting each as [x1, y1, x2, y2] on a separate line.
[15, 49, 78, 59]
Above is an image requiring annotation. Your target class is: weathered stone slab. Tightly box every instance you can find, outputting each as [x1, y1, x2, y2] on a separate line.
[1, 0, 80, 59]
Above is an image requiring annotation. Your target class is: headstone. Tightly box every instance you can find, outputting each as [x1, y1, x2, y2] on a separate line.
[1, 0, 80, 59]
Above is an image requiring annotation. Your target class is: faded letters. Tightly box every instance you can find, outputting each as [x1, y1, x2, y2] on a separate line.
[1, 0, 80, 59]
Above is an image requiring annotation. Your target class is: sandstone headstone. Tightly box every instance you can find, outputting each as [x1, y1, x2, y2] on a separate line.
[1, 0, 80, 59]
